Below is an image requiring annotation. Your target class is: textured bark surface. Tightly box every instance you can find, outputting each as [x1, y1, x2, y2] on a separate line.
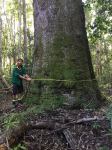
[33, 0, 102, 107]
[23, 0, 28, 64]
[18, 0, 22, 57]
[0, 16, 2, 70]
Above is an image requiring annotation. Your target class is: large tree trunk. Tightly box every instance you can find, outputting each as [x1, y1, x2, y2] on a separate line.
[33, 0, 103, 108]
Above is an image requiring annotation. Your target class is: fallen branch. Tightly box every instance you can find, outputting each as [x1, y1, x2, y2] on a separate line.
[0, 86, 12, 93]
[76, 116, 103, 124]
[0, 121, 55, 150]
[63, 129, 76, 150]
[47, 116, 106, 135]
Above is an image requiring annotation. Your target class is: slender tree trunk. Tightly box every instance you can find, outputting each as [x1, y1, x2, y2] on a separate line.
[13, 13, 16, 64]
[23, 0, 28, 64]
[18, 0, 22, 57]
[27, 29, 32, 60]
[33, 0, 103, 108]
[0, 16, 2, 70]
[9, 15, 15, 73]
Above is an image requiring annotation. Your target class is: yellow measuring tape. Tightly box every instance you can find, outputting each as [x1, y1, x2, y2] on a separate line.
[3, 76, 111, 101]
[5, 76, 97, 83]
[31, 78, 97, 83]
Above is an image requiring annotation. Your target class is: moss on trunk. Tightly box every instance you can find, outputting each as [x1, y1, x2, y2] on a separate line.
[33, 0, 103, 108]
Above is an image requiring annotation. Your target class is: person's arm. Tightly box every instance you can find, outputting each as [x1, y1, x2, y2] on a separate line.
[19, 75, 27, 80]
[22, 66, 31, 81]
[22, 66, 30, 78]
[19, 74, 31, 81]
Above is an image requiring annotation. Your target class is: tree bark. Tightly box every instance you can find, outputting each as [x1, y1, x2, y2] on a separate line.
[0, 16, 2, 70]
[12, 14, 16, 64]
[18, 0, 22, 58]
[33, 0, 103, 108]
[23, 0, 28, 64]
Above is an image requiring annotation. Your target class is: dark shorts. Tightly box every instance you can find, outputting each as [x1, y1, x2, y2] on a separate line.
[13, 84, 24, 95]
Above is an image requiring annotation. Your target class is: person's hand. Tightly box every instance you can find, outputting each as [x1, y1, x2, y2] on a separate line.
[26, 77, 32, 81]
[25, 74, 30, 78]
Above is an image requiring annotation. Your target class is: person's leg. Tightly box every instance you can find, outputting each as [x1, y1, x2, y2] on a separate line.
[12, 84, 18, 100]
[18, 83, 24, 100]
[12, 84, 19, 106]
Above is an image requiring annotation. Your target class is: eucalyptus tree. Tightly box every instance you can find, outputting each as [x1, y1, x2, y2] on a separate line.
[33, 0, 103, 108]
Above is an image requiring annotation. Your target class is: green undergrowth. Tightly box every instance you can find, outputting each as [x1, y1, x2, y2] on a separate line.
[11, 144, 27, 150]
[106, 103, 112, 128]
[3, 91, 64, 131]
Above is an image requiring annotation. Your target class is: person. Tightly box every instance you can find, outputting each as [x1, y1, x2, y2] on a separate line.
[12, 58, 31, 104]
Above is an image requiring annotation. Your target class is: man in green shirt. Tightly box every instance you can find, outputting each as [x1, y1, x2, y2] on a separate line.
[12, 58, 31, 104]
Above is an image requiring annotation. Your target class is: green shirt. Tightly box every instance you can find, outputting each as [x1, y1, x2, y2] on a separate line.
[12, 65, 26, 86]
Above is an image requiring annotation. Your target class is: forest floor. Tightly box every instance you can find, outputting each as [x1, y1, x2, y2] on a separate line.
[0, 92, 112, 150]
